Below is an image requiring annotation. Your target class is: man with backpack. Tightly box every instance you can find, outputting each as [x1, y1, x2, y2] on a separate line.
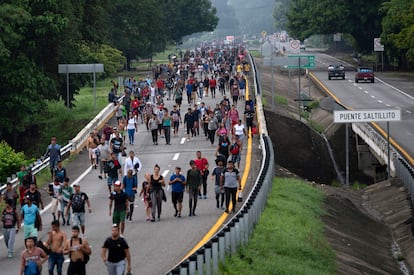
[66, 184, 92, 237]
[63, 225, 92, 275]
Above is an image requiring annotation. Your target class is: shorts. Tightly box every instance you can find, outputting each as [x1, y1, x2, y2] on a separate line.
[107, 176, 118, 185]
[112, 210, 126, 224]
[88, 148, 96, 160]
[51, 198, 62, 214]
[72, 212, 86, 226]
[173, 121, 179, 129]
[191, 92, 197, 99]
[23, 223, 38, 239]
[171, 192, 184, 204]
[215, 185, 224, 195]
[231, 153, 241, 164]
[240, 89, 245, 96]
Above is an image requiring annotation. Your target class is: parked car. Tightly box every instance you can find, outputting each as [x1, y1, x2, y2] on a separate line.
[355, 67, 375, 83]
[328, 64, 345, 80]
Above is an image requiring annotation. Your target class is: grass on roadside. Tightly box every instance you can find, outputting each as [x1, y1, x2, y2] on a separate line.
[220, 178, 336, 275]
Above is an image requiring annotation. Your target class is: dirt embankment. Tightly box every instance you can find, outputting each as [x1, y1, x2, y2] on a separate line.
[255, 56, 413, 274]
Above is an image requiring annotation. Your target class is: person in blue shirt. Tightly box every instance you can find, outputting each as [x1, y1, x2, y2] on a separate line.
[44, 136, 62, 180]
[20, 195, 42, 243]
[169, 167, 186, 218]
[123, 169, 138, 222]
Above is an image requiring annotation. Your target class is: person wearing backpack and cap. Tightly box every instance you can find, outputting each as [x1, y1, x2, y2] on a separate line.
[66, 184, 91, 237]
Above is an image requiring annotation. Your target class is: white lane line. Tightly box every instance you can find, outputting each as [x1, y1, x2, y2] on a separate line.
[375, 77, 414, 100]
[364, 91, 369, 94]
[348, 80, 353, 83]
[172, 153, 180, 160]
[407, 110, 412, 114]
[0, 166, 93, 241]
[162, 170, 170, 178]
[371, 95, 376, 99]
[180, 138, 186, 144]
[378, 100, 383, 104]
[386, 104, 391, 107]
[359, 87, 363, 90]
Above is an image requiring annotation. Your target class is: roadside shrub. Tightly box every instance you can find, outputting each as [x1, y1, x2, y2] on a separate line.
[0, 140, 31, 185]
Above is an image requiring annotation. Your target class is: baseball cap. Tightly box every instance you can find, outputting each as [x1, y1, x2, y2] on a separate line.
[189, 160, 195, 165]
[73, 183, 80, 187]
[114, 180, 121, 186]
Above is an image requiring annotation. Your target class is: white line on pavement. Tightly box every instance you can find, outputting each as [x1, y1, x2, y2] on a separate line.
[172, 153, 180, 160]
[162, 170, 170, 178]
[180, 138, 186, 144]
[0, 166, 93, 241]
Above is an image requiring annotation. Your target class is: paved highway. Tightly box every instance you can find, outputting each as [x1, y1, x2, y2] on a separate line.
[0, 80, 261, 274]
[309, 51, 414, 163]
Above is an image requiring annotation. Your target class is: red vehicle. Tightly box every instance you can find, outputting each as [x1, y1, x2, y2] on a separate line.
[355, 67, 375, 83]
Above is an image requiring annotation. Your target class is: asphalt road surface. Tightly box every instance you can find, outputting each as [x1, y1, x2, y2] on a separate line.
[311, 52, 414, 162]
[0, 80, 261, 275]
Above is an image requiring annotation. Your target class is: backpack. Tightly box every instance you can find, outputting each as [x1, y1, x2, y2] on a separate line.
[230, 143, 239, 155]
[70, 237, 89, 263]
[71, 193, 85, 212]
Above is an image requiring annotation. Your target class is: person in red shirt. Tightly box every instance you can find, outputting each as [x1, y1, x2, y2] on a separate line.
[194, 151, 209, 199]
[209, 77, 217, 98]
[156, 78, 165, 99]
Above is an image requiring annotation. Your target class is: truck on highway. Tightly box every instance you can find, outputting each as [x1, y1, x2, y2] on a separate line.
[328, 64, 345, 80]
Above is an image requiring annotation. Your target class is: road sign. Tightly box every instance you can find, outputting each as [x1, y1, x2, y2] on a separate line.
[290, 39, 300, 53]
[334, 109, 401, 123]
[287, 55, 315, 68]
[374, 38, 384, 52]
[58, 64, 104, 73]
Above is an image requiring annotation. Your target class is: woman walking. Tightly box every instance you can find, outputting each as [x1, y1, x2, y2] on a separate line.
[126, 112, 137, 145]
[162, 108, 172, 145]
[149, 164, 165, 222]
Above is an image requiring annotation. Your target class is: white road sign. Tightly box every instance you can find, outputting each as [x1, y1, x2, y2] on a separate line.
[289, 39, 300, 53]
[334, 109, 401, 123]
[374, 38, 384, 52]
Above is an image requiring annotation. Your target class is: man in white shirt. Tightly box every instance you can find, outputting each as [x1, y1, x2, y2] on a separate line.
[123, 150, 142, 179]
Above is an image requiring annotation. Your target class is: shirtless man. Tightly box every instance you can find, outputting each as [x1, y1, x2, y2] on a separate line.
[46, 220, 67, 275]
[63, 225, 91, 275]
[87, 132, 99, 169]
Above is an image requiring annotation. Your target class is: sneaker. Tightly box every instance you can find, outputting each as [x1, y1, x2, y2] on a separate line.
[98, 175, 103, 180]
[174, 210, 178, 217]
[198, 195, 202, 199]
[224, 209, 229, 213]
[7, 253, 12, 258]
[203, 195, 207, 199]
[192, 212, 196, 216]
[128, 220, 132, 223]
[151, 218, 155, 222]
[146, 217, 150, 221]
[178, 213, 181, 218]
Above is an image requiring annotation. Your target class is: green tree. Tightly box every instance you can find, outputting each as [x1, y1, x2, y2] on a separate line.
[381, 0, 414, 67]
[0, 140, 31, 185]
[286, 0, 384, 52]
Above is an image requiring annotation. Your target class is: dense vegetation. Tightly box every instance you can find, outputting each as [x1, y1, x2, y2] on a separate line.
[0, 0, 218, 154]
[221, 178, 335, 274]
[274, 0, 414, 68]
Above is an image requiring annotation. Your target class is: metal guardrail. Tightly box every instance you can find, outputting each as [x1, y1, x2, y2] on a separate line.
[166, 53, 275, 274]
[0, 95, 124, 193]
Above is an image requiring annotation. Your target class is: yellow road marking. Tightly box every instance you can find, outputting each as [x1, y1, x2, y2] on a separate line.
[309, 72, 414, 166]
[180, 77, 253, 260]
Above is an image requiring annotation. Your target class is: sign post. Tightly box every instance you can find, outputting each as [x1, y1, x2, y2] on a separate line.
[58, 64, 104, 111]
[374, 38, 385, 71]
[334, 109, 401, 185]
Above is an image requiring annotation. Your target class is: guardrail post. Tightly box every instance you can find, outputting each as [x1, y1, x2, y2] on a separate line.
[180, 260, 189, 275]
[218, 231, 225, 264]
[212, 236, 219, 274]
[196, 248, 204, 275]
[235, 215, 241, 247]
[204, 242, 212, 275]
[229, 221, 236, 254]
[189, 254, 197, 275]
[224, 225, 231, 255]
